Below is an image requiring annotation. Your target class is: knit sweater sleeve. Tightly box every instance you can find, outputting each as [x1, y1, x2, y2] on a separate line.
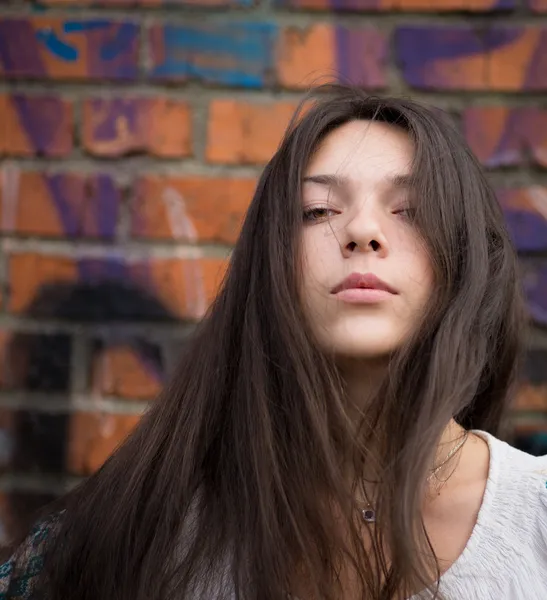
[0, 516, 59, 599]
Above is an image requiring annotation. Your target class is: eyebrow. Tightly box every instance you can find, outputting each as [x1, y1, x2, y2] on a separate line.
[302, 173, 414, 188]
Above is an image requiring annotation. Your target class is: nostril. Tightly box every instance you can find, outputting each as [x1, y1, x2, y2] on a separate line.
[347, 241, 357, 252]
[370, 240, 380, 251]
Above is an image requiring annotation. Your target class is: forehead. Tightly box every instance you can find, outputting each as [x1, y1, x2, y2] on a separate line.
[305, 120, 414, 182]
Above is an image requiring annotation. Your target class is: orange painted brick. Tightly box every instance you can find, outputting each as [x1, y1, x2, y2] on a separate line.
[389, 0, 513, 6]
[130, 257, 229, 320]
[464, 107, 547, 168]
[131, 176, 255, 245]
[68, 411, 141, 475]
[206, 100, 297, 165]
[90, 344, 163, 400]
[0, 17, 139, 81]
[82, 97, 192, 158]
[397, 26, 547, 90]
[8, 254, 78, 314]
[0, 331, 10, 389]
[277, 25, 387, 89]
[41, 0, 251, 5]
[0, 94, 73, 157]
[514, 382, 547, 411]
[528, 0, 547, 11]
[0, 171, 122, 239]
[280, 0, 514, 9]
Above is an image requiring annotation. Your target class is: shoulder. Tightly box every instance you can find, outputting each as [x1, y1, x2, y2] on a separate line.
[477, 431, 547, 544]
[0, 513, 61, 599]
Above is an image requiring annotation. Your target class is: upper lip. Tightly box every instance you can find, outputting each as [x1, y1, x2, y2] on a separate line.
[331, 272, 397, 295]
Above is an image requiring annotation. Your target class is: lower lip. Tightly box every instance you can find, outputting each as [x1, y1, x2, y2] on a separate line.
[333, 288, 394, 304]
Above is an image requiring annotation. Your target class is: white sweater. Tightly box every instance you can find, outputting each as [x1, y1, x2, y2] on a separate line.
[412, 430, 547, 600]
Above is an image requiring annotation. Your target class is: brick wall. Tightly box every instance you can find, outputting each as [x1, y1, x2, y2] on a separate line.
[1, 0, 547, 540]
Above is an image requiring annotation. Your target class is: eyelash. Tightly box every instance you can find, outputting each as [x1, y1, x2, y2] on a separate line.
[303, 206, 416, 223]
[302, 207, 339, 222]
[393, 207, 416, 220]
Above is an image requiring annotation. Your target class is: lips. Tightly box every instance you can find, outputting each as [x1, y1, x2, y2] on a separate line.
[331, 272, 397, 295]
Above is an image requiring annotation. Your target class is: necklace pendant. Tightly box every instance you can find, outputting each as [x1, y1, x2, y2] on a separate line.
[361, 508, 376, 523]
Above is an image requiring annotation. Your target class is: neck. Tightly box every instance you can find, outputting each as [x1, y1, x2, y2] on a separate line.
[339, 359, 469, 489]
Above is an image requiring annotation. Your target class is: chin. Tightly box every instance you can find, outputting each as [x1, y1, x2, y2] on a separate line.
[324, 321, 404, 358]
[333, 341, 397, 360]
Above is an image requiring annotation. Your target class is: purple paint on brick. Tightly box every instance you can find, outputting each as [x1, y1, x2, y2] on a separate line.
[78, 257, 128, 283]
[46, 174, 119, 239]
[497, 189, 547, 252]
[465, 108, 524, 168]
[395, 26, 522, 88]
[91, 99, 139, 145]
[87, 22, 139, 80]
[93, 175, 120, 238]
[0, 19, 46, 78]
[523, 29, 547, 90]
[483, 27, 524, 51]
[334, 27, 386, 88]
[503, 208, 547, 252]
[521, 261, 547, 325]
[12, 95, 66, 156]
[46, 174, 80, 236]
[329, 0, 380, 10]
[493, 110, 529, 167]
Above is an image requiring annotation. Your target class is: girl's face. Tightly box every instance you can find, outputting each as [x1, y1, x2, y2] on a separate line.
[299, 120, 434, 359]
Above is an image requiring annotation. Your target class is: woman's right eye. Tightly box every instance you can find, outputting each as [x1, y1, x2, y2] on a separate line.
[303, 207, 338, 223]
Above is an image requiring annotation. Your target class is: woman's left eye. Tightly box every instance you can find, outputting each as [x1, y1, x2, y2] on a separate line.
[303, 207, 338, 222]
[392, 207, 416, 220]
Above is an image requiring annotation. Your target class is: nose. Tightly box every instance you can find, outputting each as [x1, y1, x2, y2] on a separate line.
[341, 202, 389, 259]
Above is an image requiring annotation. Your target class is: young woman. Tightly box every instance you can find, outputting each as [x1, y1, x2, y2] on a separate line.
[1, 84, 544, 600]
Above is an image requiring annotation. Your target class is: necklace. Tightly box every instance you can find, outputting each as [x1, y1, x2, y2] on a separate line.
[360, 430, 469, 524]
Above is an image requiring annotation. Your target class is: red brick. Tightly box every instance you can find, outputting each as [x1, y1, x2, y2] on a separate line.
[278, 0, 514, 9]
[527, 0, 547, 11]
[68, 411, 141, 475]
[277, 25, 387, 89]
[464, 107, 547, 168]
[90, 344, 163, 400]
[42, 0, 250, 5]
[0, 171, 122, 239]
[0, 18, 139, 81]
[514, 383, 547, 411]
[0, 94, 73, 157]
[82, 97, 192, 158]
[0, 331, 10, 389]
[206, 100, 297, 165]
[131, 175, 255, 245]
[130, 257, 229, 320]
[396, 26, 547, 90]
[8, 254, 78, 314]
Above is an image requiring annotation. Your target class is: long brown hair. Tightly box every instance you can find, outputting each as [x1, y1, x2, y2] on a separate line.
[25, 85, 524, 599]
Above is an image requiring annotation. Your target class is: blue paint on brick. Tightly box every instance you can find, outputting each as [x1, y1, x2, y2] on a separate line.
[36, 29, 78, 61]
[151, 23, 278, 88]
[63, 21, 110, 34]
